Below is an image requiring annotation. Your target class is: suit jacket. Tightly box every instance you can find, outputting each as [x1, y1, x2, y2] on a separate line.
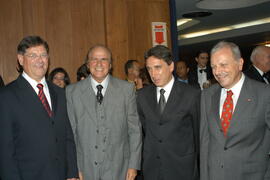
[66, 75, 142, 180]
[137, 80, 200, 180]
[188, 66, 213, 86]
[244, 65, 266, 83]
[200, 77, 270, 180]
[0, 75, 78, 180]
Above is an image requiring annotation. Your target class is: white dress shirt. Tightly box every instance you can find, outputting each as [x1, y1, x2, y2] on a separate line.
[91, 75, 109, 96]
[156, 76, 174, 103]
[22, 71, 52, 109]
[219, 73, 245, 117]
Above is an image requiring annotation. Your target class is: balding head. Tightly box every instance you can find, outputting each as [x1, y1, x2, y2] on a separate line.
[250, 46, 270, 72]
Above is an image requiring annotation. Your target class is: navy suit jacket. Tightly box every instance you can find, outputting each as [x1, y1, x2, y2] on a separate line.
[0, 75, 78, 180]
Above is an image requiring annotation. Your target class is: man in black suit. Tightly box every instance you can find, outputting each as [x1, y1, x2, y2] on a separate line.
[137, 45, 200, 180]
[189, 50, 213, 89]
[0, 36, 78, 180]
[244, 45, 270, 84]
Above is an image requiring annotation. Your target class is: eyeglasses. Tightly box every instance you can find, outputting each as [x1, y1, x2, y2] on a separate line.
[24, 53, 49, 60]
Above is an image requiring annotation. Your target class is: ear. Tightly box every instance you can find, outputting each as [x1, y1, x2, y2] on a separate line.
[239, 58, 244, 71]
[169, 61, 174, 73]
[187, 67, 190, 73]
[17, 54, 24, 66]
[195, 57, 199, 63]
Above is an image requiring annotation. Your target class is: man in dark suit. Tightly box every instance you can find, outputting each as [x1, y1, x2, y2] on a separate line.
[0, 36, 78, 180]
[189, 50, 213, 89]
[137, 45, 200, 180]
[200, 41, 270, 180]
[244, 45, 270, 84]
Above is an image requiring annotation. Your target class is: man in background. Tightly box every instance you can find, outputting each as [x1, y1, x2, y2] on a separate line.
[189, 50, 213, 89]
[0, 36, 78, 180]
[66, 45, 142, 180]
[244, 45, 270, 84]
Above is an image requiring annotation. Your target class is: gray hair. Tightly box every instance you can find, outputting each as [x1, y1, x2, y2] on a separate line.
[250, 46, 266, 63]
[211, 41, 242, 61]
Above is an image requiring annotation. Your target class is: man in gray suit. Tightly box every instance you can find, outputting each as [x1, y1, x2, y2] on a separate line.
[66, 45, 142, 180]
[200, 41, 270, 180]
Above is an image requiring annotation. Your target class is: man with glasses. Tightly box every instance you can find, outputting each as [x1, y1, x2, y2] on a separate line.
[66, 45, 142, 180]
[0, 36, 78, 180]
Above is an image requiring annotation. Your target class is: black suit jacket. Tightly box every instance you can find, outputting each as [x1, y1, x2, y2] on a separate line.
[244, 65, 266, 83]
[0, 75, 78, 180]
[188, 66, 213, 86]
[137, 80, 200, 180]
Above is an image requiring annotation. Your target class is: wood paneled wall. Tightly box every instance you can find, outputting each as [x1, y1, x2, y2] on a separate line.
[0, 0, 170, 83]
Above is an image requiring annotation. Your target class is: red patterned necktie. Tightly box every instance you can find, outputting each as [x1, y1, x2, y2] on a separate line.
[221, 90, 233, 136]
[37, 83, 53, 117]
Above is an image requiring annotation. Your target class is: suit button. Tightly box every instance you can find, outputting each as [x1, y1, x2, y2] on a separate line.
[158, 140, 162, 143]
[55, 158, 58, 161]
[96, 129, 99, 134]
[94, 161, 98, 165]
[159, 122, 163, 126]
[95, 145, 98, 149]
[220, 129, 223, 132]
[55, 138, 58, 142]
[224, 147, 227, 150]
[221, 164, 224, 168]
[52, 121, 55, 125]
[156, 156, 160, 159]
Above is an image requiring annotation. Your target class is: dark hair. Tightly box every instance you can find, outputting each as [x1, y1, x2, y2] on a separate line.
[48, 67, 70, 86]
[144, 45, 173, 65]
[77, 63, 90, 81]
[124, 60, 139, 75]
[195, 50, 208, 58]
[17, 36, 49, 55]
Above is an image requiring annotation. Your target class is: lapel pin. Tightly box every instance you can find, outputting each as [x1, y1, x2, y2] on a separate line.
[247, 98, 251, 102]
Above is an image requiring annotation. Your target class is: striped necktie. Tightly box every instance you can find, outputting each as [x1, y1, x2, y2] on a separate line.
[37, 83, 52, 117]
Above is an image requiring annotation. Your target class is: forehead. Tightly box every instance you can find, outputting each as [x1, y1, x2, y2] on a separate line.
[146, 56, 166, 66]
[25, 45, 47, 53]
[177, 61, 186, 67]
[211, 47, 235, 64]
[199, 52, 209, 58]
[89, 47, 110, 57]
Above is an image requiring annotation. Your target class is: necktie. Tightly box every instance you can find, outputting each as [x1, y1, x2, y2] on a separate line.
[96, 85, 103, 104]
[37, 83, 52, 117]
[159, 89, 166, 114]
[221, 90, 233, 136]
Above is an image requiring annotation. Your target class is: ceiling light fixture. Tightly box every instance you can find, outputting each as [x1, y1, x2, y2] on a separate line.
[180, 17, 270, 39]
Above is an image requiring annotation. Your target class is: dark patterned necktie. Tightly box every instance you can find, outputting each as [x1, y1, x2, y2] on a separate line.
[37, 83, 52, 117]
[159, 89, 166, 113]
[221, 90, 233, 136]
[96, 85, 103, 104]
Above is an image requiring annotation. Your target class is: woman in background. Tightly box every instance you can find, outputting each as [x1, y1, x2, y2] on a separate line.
[48, 67, 70, 88]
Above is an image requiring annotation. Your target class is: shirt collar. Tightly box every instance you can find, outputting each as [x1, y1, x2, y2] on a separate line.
[222, 73, 245, 95]
[22, 71, 47, 88]
[157, 76, 174, 94]
[90, 75, 109, 93]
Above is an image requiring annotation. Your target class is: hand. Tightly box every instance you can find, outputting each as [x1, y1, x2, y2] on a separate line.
[126, 168, 137, 180]
[79, 171, 84, 180]
[67, 178, 79, 180]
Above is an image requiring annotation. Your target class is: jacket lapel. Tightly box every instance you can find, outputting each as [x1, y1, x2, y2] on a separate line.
[47, 82, 57, 118]
[80, 77, 97, 125]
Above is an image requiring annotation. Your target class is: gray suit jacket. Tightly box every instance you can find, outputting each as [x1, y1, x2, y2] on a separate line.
[200, 77, 270, 180]
[66, 75, 142, 180]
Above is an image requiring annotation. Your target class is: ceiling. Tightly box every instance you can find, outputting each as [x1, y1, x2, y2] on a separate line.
[175, 0, 270, 57]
